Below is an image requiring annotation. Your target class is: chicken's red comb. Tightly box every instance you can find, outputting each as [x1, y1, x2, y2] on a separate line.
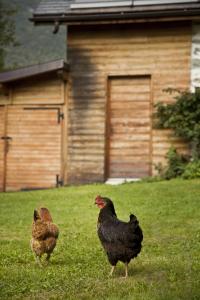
[95, 195, 102, 200]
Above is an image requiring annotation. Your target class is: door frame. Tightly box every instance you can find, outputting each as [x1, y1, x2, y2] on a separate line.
[0, 105, 8, 192]
[105, 74, 153, 180]
[23, 106, 65, 189]
[2, 105, 64, 191]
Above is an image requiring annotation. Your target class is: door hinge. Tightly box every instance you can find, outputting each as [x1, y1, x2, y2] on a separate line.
[56, 174, 63, 187]
[58, 111, 64, 124]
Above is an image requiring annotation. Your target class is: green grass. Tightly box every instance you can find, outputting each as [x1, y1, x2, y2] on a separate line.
[0, 179, 200, 300]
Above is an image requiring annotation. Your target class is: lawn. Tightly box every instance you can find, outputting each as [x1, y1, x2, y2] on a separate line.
[0, 179, 200, 300]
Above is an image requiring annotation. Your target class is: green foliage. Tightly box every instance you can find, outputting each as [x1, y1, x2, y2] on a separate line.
[155, 147, 188, 180]
[0, 0, 16, 70]
[182, 160, 200, 179]
[0, 181, 200, 300]
[3, 0, 66, 71]
[154, 88, 200, 160]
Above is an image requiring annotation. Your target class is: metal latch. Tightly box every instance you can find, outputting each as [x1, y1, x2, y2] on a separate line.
[56, 174, 63, 187]
[1, 136, 12, 140]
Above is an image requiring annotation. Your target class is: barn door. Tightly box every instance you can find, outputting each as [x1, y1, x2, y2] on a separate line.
[0, 106, 6, 191]
[5, 106, 63, 191]
[106, 76, 151, 179]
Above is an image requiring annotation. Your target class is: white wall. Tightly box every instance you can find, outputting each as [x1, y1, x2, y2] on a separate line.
[191, 23, 200, 91]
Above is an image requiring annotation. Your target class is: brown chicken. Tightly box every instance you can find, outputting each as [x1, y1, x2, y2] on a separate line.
[30, 207, 59, 266]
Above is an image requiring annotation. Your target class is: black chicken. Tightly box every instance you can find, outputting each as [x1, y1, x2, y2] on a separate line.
[95, 195, 143, 278]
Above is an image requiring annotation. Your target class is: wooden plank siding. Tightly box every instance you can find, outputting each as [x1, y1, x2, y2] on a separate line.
[0, 92, 10, 105]
[107, 76, 151, 178]
[67, 22, 191, 183]
[0, 106, 6, 191]
[0, 73, 67, 191]
[5, 106, 62, 191]
[11, 74, 64, 105]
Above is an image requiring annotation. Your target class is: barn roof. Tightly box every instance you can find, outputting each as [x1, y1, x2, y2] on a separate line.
[31, 0, 200, 25]
[0, 60, 69, 84]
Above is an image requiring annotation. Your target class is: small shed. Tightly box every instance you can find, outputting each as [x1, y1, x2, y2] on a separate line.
[0, 60, 69, 191]
[1, 1, 200, 191]
[30, 0, 200, 185]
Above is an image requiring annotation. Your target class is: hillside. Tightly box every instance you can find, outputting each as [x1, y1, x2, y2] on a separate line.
[4, 0, 66, 70]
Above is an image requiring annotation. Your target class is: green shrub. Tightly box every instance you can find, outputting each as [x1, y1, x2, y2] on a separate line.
[155, 147, 188, 180]
[154, 88, 200, 160]
[182, 160, 200, 179]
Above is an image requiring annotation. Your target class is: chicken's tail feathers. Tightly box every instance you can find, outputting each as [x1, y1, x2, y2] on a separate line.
[130, 214, 143, 242]
[49, 223, 59, 238]
[129, 214, 139, 226]
[39, 207, 53, 222]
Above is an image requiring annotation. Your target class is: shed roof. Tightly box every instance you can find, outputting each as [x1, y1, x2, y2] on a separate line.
[0, 60, 69, 84]
[31, 0, 200, 24]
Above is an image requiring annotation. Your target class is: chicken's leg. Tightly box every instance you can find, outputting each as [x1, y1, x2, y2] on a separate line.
[46, 253, 51, 263]
[35, 254, 43, 267]
[124, 263, 128, 278]
[109, 266, 115, 277]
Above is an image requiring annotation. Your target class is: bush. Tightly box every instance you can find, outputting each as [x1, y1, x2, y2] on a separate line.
[154, 88, 200, 160]
[182, 160, 200, 179]
[155, 147, 200, 180]
[155, 147, 188, 180]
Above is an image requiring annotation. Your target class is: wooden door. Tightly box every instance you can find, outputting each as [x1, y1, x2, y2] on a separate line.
[107, 76, 151, 179]
[0, 106, 6, 191]
[5, 106, 63, 191]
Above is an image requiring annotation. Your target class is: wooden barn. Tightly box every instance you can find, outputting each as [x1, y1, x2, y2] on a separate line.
[0, 60, 69, 191]
[1, 0, 200, 191]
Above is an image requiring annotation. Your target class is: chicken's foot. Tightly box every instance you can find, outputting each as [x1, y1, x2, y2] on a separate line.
[35, 255, 43, 267]
[109, 266, 115, 277]
[46, 253, 51, 264]
[123, 263, 128, 278]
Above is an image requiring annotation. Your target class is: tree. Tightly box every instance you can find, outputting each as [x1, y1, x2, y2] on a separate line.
[0, 0, 16, 70]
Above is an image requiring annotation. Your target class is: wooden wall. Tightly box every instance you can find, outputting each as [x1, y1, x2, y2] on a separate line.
[5, 106, 62, 191]
[107, 75, 152, 179]
[11, 73, 64, 105]
[0, 73, 67, 191]
[67, 21, 191, 183]
[0, 106, 5, 191]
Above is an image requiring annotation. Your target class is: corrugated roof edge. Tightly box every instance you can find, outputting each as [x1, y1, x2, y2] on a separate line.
[30, 2, 200, 24]
[0, 59, 69, 83]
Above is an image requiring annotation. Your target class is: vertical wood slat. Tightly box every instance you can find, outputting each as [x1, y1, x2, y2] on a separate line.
[5, 106, 62, 191]
[0, 106, 6, 191]
[60, 80, 68, 185]
[62, 80, 69, 185]
[107, 76, 151, 178]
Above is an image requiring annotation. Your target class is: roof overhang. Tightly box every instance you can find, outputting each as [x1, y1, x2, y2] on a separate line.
[30, 3, 200, 25]
[0, 60, 69, 84]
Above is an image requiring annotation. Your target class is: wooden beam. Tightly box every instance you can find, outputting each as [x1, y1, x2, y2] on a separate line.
[57, 70, 69, 81]
[66, 15, 200, 26]
[0, 84, 9, 96]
